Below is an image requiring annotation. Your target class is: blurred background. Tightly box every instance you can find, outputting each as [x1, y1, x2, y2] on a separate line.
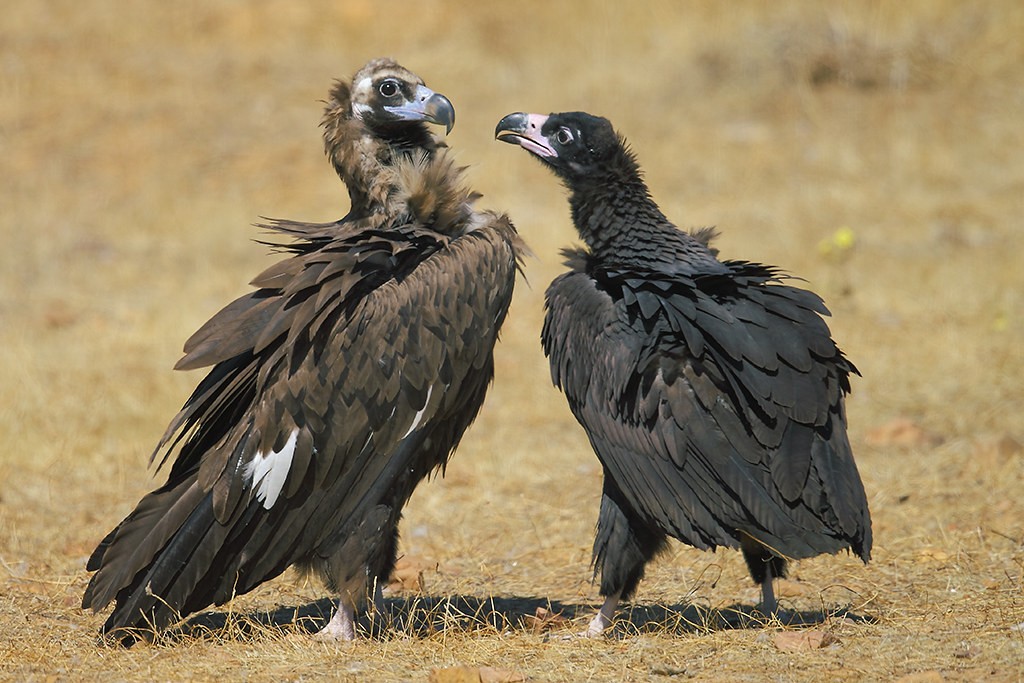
[1, 1, 1022, 678]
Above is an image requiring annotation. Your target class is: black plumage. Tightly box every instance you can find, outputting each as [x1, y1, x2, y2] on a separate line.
[496, 111, 870, 636]
[82, 59, 525, 644]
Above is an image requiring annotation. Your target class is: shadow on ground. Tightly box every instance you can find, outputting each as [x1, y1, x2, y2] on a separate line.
[157, 594, 874, 644]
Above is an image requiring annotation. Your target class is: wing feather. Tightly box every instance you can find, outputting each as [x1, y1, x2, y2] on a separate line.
[544, 259, 869, 560]
[86, 209, 522, 635]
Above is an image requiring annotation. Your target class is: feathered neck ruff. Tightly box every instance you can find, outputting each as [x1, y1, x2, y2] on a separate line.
[320, 80, 446, 218]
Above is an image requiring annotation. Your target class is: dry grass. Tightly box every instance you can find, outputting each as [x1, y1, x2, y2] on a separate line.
[2, 1, 1023, 681]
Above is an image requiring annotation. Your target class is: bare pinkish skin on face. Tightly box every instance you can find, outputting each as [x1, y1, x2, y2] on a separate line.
[516, 113, 556, 158]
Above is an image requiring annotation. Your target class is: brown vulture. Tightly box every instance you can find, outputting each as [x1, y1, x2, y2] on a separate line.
[496, 111, 870, 636]
[81, 59, 525, 644]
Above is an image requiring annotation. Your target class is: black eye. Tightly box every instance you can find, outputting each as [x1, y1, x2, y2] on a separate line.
[378, 80, 400, 98]
[555, 127, 574, 145]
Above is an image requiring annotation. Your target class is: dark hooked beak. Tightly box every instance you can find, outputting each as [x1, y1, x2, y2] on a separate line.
[495, 112, 556, 158]
[385, 85, 455, 135]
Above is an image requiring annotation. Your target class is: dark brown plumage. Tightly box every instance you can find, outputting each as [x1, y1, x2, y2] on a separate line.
[82, 59, 525, 644]
[496, 111, 870, 636]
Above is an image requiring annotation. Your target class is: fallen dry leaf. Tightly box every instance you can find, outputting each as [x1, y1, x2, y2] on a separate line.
[524, 606, 569, 634]
[428, 666, 525, 683]
[478, 667, 527, 683]
[386, 556, 430, 593]
[43, 301, 79, 329]
[972, 433, 1023, 466]
[865, 418, 942, 449]
[429, 667, 481, 683]
[894, 672, 944, 683]
[916, 547, 950, 563]
[775, 578, 808, 598]
[772, 630, 839, 652]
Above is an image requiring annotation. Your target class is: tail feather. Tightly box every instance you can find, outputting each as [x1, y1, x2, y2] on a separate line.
[83, 477, 201, 612]
[83, 478, 233, 643]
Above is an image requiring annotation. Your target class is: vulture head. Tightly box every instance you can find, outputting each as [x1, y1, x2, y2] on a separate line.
[347, 58, 455, 136]
[322, 59, 455, 190]
[495, 111, 636, 185]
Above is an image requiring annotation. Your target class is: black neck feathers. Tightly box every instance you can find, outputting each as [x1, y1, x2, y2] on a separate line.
[566, 145, 718, 273]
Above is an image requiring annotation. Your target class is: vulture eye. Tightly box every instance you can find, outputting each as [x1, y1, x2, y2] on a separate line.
[378, 80, 401, 98]
[555, 127, 574, 145]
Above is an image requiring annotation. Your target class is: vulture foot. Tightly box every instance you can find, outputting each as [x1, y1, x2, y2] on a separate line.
[315, 600, 357, 641]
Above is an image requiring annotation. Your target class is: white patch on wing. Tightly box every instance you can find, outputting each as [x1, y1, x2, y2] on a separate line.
[244, 429, 298, 510]
[402, 385, 433, 439]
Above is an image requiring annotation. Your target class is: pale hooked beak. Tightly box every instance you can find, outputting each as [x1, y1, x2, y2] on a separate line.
[385, 84, 455, 135]
[495, 112, 556, 158]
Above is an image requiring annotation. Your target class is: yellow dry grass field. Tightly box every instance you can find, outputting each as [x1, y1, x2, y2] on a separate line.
[2, 1, 1023, 681]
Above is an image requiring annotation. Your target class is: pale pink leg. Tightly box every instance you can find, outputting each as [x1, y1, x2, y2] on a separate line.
[585, 592, 621, 637]
[760, 562, 778, 617]
[315, 599, 356, 641]
[373, 580, 385, 614]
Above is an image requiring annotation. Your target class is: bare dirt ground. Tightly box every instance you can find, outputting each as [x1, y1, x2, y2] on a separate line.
[2, 2, 1022, 681]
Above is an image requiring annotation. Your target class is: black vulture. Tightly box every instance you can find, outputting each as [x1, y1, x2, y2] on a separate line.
[82, 59, 526, 644]
[496, 111, 870, 636]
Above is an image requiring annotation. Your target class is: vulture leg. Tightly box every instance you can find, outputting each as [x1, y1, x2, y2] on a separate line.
[315, 599, 357, 641]
[741, 535, 787, 618]
[588, 480, 669, 636]
[373, 579, 385, 615]
[316, 579, 388, 641]
[760, 567, 778, 618]
[585, 591, 621, 637]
